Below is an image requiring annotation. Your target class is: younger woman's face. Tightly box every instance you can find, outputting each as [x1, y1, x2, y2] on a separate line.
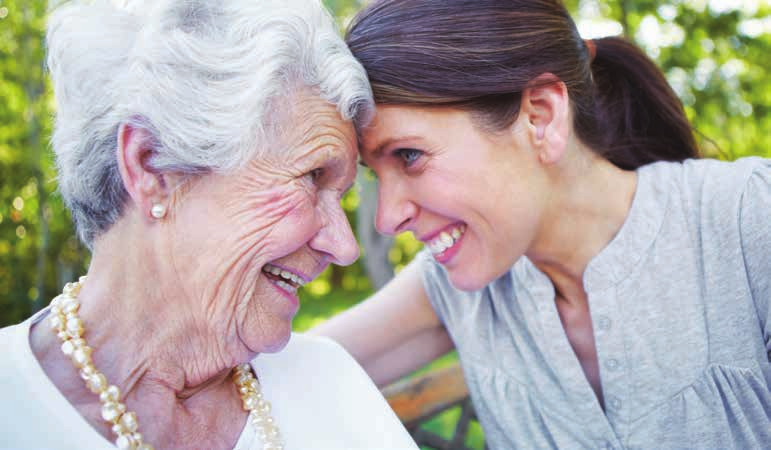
[360, 105, 550, 291]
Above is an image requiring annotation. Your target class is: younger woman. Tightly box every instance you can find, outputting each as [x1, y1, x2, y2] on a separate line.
[314, 1, 771, 448]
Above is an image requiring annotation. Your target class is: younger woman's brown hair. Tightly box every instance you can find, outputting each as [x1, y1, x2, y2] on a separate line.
[345, 0, 699, 170]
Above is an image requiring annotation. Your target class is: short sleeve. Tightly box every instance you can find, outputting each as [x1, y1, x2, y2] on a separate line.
[738, 159, 771, 359]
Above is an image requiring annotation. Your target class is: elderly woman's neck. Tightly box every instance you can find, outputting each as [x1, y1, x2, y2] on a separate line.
[28, 228, 248, 447]
[77, 235, 227, 386]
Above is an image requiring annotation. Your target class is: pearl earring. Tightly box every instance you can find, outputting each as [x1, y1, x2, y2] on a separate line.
[150, 203, 167, 219]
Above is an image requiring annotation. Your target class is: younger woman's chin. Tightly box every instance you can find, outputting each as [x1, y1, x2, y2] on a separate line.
[448, 253, 518, 292]
[448, 271, 490, 292]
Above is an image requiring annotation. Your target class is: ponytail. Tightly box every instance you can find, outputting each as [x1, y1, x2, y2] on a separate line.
[585, 37, 699, 169]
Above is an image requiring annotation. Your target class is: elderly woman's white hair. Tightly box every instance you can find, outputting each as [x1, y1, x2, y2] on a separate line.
[46, 0, 374, 247]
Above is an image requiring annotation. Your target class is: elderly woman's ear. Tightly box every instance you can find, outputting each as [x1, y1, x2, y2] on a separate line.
[116, 122, 171, 221]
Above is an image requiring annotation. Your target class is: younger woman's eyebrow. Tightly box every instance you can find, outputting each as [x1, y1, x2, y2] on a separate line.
[364, 135, 423, 161]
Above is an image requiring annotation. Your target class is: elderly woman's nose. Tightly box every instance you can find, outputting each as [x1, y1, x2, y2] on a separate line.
[311, 201, 360, 266]
[375, 179, 417, 236]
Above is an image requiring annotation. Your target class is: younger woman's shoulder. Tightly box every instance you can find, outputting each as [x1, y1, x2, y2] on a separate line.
[642, 156, 769, 210]
[644, 156, 769, 191]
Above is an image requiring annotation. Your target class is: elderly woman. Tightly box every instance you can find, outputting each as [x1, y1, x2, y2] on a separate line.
[0, 0, 417, 449]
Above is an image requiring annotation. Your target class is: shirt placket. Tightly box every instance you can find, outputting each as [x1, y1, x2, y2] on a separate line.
[590, 285, 631, 447]
[535, 286, 624, 449]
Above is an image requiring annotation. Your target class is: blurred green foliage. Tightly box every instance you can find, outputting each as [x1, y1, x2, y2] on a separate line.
[0, 1, 768, 447]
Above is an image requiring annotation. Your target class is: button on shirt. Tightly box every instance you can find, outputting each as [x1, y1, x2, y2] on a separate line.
[418, 158, 771, 449]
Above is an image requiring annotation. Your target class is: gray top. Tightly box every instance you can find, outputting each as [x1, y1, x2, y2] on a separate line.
[418, 157, 771, 450]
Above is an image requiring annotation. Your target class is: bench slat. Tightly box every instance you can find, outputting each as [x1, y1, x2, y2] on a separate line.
[382, 363, 469, 426]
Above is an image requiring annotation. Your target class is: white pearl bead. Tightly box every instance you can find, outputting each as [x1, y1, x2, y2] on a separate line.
[72, 346, 92, 368]
[243, 393, 260, 410]
[115, 434, 134, 450]
[66, 317, 84, 337]
[80, 365, 96, 381]
[62, 301, 80, 315]
[87, 373, 107, 393]
[61, 340, 75, 356]
[235, 372, 251, 385]
[150, 204, 166, 219]
[100, 385, 120, 403]
[101, 402, 122, 423]
[246, 378, 260, 391]
[62, 283, 76, 296]
[61, 294, 79, 308]
[120, 411, 138, 432]
[251, 415, 266, 425]
[49, 314, 63, 331]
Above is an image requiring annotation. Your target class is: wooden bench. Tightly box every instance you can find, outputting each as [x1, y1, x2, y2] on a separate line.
[382, 363, 486, 450]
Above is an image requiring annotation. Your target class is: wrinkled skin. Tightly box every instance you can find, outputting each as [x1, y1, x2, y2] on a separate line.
[162, 94, 361, 375]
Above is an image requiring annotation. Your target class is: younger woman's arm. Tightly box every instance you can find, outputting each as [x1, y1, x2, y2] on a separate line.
[310, 259, 454, 386]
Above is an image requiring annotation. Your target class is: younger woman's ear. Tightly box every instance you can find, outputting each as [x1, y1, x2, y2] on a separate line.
[520, 73, 570, 165]
[116, 122, 168, 220]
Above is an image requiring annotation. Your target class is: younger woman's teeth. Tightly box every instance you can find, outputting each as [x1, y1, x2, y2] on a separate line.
[428, 224, 466, 255]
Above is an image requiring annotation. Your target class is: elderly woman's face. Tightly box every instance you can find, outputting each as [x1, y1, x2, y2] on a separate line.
[168, 95, 359, 356]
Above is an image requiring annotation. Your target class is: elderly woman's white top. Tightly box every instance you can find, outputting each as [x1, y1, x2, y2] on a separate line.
[0, 309, 417, 450]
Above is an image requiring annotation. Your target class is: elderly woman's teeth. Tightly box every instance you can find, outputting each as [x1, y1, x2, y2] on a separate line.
[262, 263, 306, 288]
[428, 225, 466, 255]
[275, 280, 297, 294]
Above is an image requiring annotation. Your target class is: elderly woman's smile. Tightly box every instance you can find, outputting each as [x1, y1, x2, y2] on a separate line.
[261, 264, 307, 294]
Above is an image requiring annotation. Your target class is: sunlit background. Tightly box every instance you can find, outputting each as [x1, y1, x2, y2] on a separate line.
[0, 1, 769, 446]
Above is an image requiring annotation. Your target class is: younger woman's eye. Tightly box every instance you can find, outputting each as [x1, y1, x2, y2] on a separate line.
[395, 148, 423, 167]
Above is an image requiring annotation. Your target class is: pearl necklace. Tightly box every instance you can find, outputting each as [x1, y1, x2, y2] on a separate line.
[48, 277, 284, 450]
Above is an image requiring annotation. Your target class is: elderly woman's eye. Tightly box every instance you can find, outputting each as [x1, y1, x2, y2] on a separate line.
[395, 148, 423, 168]
[308, 168, 324, 182]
